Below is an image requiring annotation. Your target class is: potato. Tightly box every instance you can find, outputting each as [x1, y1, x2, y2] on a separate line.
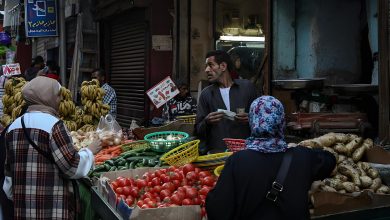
[357, 162, 371, 172]
[311, 181, 324, 192]
[333, 143, 349, 155]
[360, 176, 373, 189]
[334, 174, 349, 182]
[370, 178, 382, 191]
[355, 185, 361, 192]
[321, 185, 337, 193]
[352, 146, 367, 162]
[367, 168, 379, 179]
[333, 133, 351, 143]
[346, 134, 359, 142]
[323, 147, 339, 162]
[376, 185, 390, 194]
[316, 133, 337, 147]
[338, 189, 347, 194]
[337, 155, 347, 164]
[342, 182, 356, 193]
[356, 167, 367, 177]
[299, 139, 323, 148]
[345, 137, 363, 156]
[324, 178, 344, 190]
[338, 163, 361, 186]
[361, 138, 374, 150]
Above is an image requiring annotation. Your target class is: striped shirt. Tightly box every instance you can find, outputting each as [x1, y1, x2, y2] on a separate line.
[4, 112, 93, 219]
[102, 83, 117, 118]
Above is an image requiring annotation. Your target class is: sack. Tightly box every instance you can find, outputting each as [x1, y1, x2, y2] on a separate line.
[96, 114, 123, 146]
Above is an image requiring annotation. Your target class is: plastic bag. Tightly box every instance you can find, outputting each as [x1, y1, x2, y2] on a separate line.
[128, 119, 140, 140]
[96, 114, 123, 146]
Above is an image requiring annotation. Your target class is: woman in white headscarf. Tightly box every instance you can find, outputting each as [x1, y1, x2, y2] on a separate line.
[3, 76, 101, 220]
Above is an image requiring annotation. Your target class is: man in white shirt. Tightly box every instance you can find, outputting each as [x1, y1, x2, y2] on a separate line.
[195, 50, 258, 153]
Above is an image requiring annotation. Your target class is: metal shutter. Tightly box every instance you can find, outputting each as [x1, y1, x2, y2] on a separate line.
[109, 21, 147, 127]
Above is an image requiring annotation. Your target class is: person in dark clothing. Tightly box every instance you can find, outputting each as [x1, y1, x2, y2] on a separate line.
[24, 56, 45, 81]
[206, 96, 336, 220]
[162, 82, 197, 120]
[195, 50, 257, 153]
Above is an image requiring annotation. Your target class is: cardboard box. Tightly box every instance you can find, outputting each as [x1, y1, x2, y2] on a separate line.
[98, 168, 201, 220]
[311, 145, 390, 217]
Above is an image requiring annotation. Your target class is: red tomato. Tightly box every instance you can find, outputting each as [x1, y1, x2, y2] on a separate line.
[163, 196, 171, 203]
[147, 200, 157, 208]
[201, 207, 207, 217]
[170, 194, 182, 205]
[155, 170, 163, 178]
[130, 187, 140, 198]
[185, 188, 198, 199]
[168, 166, 177, 172]
[137, 200, 144, 207]
[160, 189, 172, 199]
[177, 191, 186, 200]
[182, 164, 196, 175]
[170, 172, 182, 181]
[192, 197, 201, 205]
[141, 204, 150, 209]
[194, 167, 201, 174]
[136, 179, 147, 188]
[125, 178, 133, 186]
[117, 178, 127, 187]
[198, 171, 211, 178]
[186, 171, 198, 181]
[182, 198, 193, 206]
[201, 176, 215, 187]
[153, 185, 163, 194]
[111, 181, 119, 191]
[125, 196, 134, 206]
[115, 187, 124, 195]
[160, 174, 171, 183]
[172, 179, 181, 188]
[151, 177, 161, 186]
[162, 182, 175, 193]
[144, 192, 154, 199]
[199, 186, 211, 196]
[122, 186, 131, 196]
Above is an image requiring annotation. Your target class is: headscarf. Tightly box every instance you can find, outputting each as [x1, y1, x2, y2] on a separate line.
[245, 96, 288, 153]
[22, 76, 61, 117]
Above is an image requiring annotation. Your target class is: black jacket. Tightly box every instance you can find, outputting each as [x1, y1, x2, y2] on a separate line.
[195, 79, 258, 153]
[206, 147, 336, 220]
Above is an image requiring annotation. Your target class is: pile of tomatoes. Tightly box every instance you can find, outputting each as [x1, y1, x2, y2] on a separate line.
[110, 164, 217, 217]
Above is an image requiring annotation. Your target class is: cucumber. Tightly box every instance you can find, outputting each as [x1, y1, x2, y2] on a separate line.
[109, 166, 117, 171]
[105, 160, 115, 166]
[103, 164, 111, 171]
[93, 165, 105, 172]
[117, 159, 127, 166]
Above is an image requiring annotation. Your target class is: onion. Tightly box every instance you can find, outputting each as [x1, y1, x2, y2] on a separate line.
[114, 138, 121, 145]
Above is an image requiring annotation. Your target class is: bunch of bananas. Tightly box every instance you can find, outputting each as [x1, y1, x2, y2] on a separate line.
[80, 79, 110, 123]
[1, 77, 27, 126]
[58, 87, 78, 131]
[79, 124, 97, 132]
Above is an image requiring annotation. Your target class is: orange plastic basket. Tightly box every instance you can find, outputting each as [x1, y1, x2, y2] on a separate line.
[223, 138, 246, 152]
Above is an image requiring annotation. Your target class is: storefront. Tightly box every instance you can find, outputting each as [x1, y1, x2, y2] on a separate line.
[94, 0, 174, 126]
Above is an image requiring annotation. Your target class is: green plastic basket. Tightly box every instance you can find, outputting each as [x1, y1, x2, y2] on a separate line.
[144, 131, 189, 152]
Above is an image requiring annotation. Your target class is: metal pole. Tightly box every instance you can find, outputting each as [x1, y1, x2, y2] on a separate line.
[59, 0, 67, 86]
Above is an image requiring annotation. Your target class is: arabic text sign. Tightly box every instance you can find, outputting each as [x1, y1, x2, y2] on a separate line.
[2, 63, 21, 76]
[25, 0, 58, 37]
[146, 76, 179, 108]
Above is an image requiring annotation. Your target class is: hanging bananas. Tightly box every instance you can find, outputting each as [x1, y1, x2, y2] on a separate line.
[1, 77, 27, 127]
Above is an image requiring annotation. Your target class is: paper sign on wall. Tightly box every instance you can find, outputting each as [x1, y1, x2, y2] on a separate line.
[146, 76, 179, 108]
[2, 63, 21, 76]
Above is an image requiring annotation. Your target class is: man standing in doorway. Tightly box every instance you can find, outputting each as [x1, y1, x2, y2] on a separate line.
[195, 50, 258, 154]
[92, 69, 117, 118]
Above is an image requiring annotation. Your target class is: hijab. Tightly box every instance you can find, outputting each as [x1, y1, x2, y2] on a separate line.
[245, 96, 288, 153]
[22, 76, 61, 117]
